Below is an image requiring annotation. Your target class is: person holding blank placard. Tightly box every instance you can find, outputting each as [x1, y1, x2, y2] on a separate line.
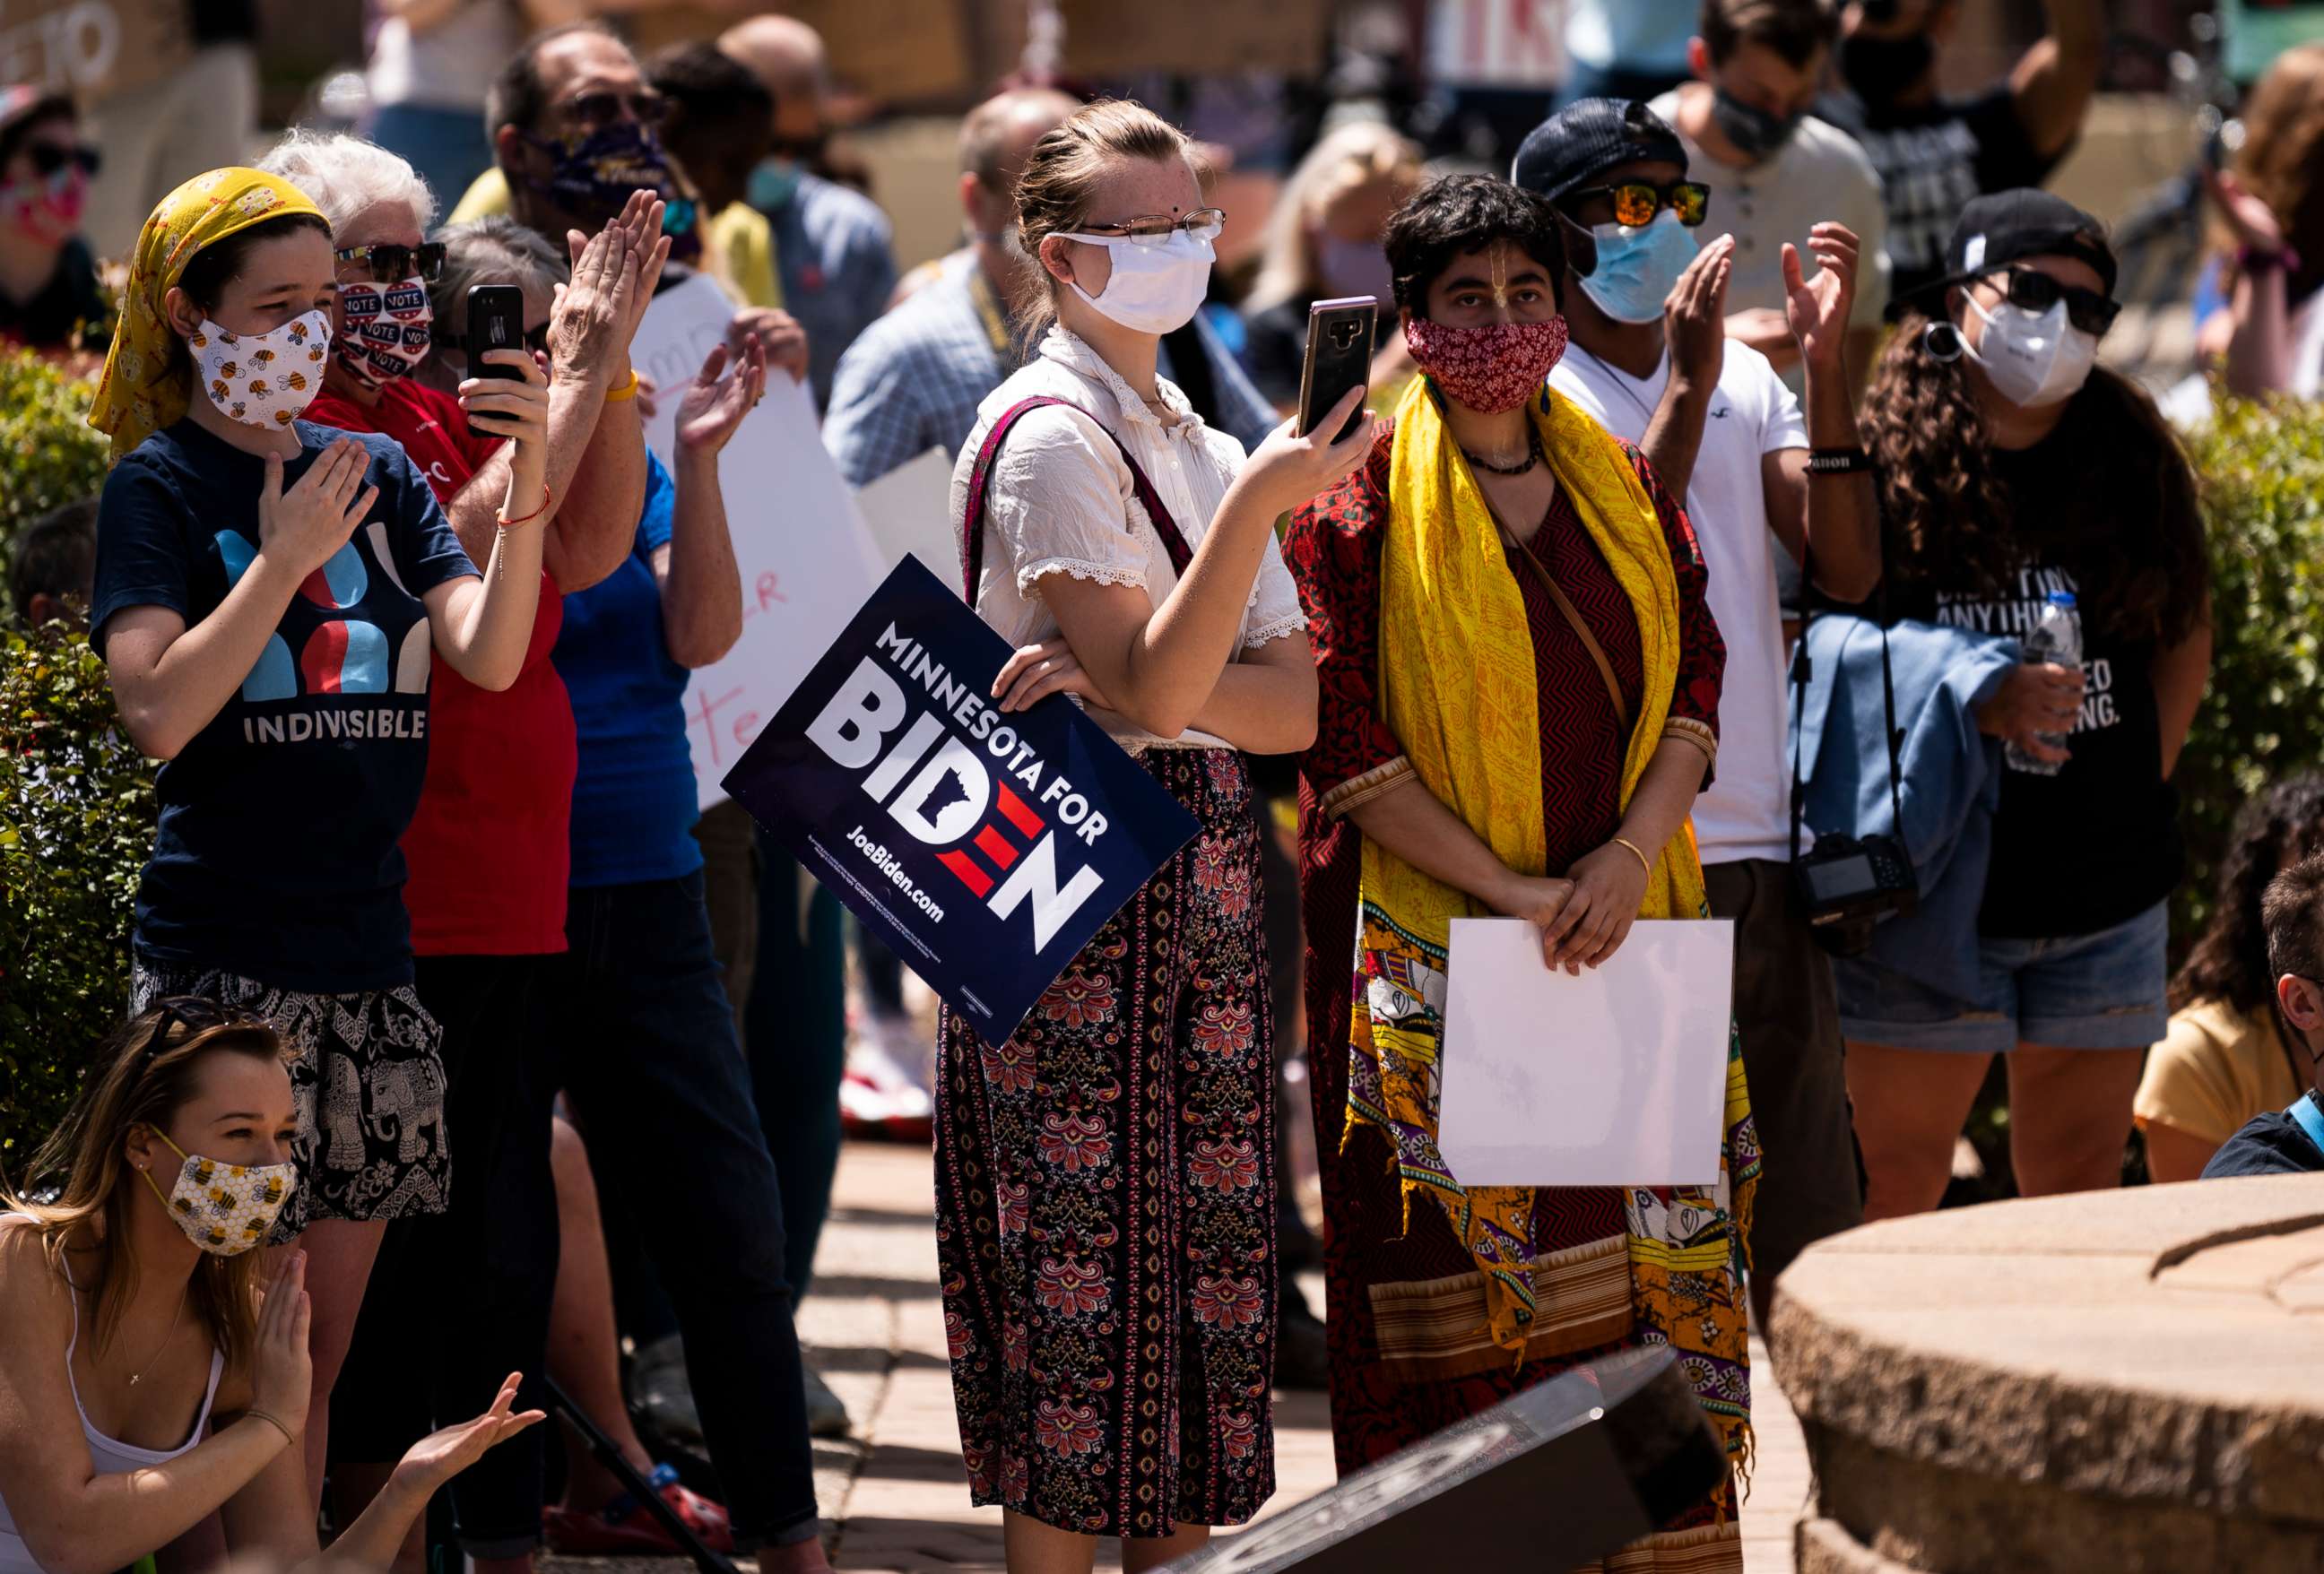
[1285, 173, 1757, 1570]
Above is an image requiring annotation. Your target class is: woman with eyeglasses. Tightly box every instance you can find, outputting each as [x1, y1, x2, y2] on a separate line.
[0, 87, 110, 354]
[0, 1000, 542, 1573]
[1839, 191, 2211, 1220]
[84, 164, 551, 1509]
[937, 99, 1366, 1573]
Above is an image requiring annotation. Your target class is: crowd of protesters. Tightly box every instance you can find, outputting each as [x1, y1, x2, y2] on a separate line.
[5, 0, 2324, 1571]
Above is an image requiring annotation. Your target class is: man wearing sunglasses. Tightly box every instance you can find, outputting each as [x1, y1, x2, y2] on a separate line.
[2204, 853, 2324, 1178]
[1816, 0, 2103, 302]
[1520, 98, 1882, 1329]
[0, 88, 111, 353]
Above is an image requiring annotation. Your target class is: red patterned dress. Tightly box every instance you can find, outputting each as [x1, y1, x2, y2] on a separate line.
[1286, 421, 1734, 1480]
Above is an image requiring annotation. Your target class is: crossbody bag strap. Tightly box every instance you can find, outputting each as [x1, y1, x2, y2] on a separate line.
[959, 395, 1196, 601]
[1496, 515, 1632, 731]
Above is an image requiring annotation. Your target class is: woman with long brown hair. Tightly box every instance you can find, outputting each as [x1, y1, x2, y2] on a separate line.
[0, 1000, 539, 1570]
[1839, 190, 2212, 1219]
[937, 98, 1367, 1574]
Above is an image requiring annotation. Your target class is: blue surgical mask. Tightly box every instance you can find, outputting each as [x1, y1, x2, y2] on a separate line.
[749, 158, 801, 212]
[1577, 209, 1699, 325]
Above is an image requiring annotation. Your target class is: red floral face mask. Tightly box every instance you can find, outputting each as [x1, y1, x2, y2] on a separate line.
[1403, 315, 1570, 415]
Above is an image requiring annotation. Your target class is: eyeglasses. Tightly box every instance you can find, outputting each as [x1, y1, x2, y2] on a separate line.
[1068, 207, 1227, 248]
[1989, 266, 2120, 335]
[559, 90, 671, 130]
[1565, 180, 1712, 229]
[25, 143, 100, 181]
[138, 996, 266, 1062]
[334, 242, 448, 285]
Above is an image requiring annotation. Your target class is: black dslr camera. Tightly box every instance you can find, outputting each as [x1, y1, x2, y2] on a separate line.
[1795, 831, 1918, 956]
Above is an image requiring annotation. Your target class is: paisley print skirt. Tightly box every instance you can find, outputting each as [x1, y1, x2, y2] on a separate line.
[935, 747, 1277, 1539]
[131, 958, 449, 1239]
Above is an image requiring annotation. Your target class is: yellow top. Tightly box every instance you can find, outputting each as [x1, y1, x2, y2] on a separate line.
[448, 166, 511, 225]
[2133, 998, 2303, 1146]
[89, 167, 327, 463]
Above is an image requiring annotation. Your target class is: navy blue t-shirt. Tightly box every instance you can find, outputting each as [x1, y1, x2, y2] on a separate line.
[555, 453, 701, 889]
[92, 419, 475, 992]
[2200, 1091, 2324, 1180]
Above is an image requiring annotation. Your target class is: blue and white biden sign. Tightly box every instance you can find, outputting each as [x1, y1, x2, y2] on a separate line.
[724, 558, 1201, 1044]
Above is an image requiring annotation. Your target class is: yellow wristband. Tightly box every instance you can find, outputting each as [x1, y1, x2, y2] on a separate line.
[603, 368, 640, 403]
[1610, 836, 1653, 878]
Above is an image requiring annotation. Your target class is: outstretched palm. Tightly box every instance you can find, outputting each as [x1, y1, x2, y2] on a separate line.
[391, 1372, 545, 1497]
[676, 333, 770, 455]
[1783, 221, 1860, 372]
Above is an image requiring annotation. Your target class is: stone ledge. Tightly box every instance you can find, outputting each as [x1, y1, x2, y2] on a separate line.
[1772, 1176, 2324, 1571]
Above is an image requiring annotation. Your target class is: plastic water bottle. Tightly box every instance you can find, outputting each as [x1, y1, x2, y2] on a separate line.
[2007, 591, 2082, 776]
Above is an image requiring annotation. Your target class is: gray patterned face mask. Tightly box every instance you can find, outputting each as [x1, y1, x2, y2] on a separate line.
[142, 1129, 296, 1256]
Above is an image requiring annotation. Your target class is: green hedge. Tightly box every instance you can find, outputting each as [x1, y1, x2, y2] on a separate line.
[1, 347, 108, 542]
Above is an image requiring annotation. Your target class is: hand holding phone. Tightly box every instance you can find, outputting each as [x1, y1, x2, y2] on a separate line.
[464, 284, 527, 440]
[1297, 296, 1378, 444]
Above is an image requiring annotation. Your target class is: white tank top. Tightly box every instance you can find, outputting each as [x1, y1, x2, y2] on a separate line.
[0, 1220, 226, 1572]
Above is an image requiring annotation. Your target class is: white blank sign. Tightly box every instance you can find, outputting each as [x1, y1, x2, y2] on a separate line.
[1436, 918, 1735, 1188]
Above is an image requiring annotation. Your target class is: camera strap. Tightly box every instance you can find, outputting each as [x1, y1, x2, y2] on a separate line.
[1789, 543, 1906, 862]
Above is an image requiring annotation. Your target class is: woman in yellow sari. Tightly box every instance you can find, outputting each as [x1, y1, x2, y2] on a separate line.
[1286, 174, 1756, 1570]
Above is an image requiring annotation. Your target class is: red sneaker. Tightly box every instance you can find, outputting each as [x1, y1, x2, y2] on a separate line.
[542, 1462, 733, 1554]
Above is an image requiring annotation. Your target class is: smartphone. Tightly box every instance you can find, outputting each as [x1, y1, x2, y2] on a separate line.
[464, 284, 526, 439]
[1297, 296, 1377, 443]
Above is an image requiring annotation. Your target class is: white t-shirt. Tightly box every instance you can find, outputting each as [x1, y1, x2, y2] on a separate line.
[1550, 340, 1807, 864]
[367, 4, 525, 113]
[1649, 88, 1892, 394]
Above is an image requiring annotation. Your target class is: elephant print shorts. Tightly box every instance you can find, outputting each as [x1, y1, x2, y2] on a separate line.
[131, 959, 449, 1240]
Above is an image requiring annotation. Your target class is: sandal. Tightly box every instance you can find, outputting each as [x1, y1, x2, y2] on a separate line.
[543, 1462, 734, 1554]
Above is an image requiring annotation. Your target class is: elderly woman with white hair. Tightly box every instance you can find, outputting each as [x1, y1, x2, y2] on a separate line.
[249, 128, 675, 1559]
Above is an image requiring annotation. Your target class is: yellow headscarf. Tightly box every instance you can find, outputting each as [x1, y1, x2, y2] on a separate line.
[88, 168, 327, 464]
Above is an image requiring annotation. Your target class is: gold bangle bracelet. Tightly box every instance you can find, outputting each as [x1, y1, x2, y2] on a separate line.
[603, 368, 641, 403]
[245, 1407, 296, 1447]
[1610, 836, 1653, 878]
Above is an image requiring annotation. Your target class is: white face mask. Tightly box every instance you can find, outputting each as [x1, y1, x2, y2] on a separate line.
[189, 310, 333, 430]
[1964, 295, 2098, 409]
[141, 1129, 297, 1257]
[1055, 228, 1214, 335]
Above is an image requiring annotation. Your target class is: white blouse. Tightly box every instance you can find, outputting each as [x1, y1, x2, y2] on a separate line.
[950, 326, 1305, 751]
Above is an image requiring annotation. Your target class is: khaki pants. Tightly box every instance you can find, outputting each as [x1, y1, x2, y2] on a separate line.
[82, 43, 260, 260]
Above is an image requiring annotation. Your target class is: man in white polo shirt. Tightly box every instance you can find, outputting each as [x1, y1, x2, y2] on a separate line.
[1517, 98, 1882, 1328]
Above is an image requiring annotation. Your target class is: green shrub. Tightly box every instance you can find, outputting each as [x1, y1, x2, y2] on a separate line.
[0, 626, 155, 1171]
[2174, 391, 2324, 942]
[0, 347, 109, 547]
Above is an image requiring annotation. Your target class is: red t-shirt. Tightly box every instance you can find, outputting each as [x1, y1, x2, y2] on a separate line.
[308, 378, 576, 956]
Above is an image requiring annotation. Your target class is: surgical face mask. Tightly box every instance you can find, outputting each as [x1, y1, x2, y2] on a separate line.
[140, 1129, 296, 1257]
[1711, 89, 1801, 162]
[1963, 294, 2098, 408]
[749, 158, 801, 212]
[1056, 228, 1214, 336]
[1577, 210, 1698, 325]
[189, 311, 331, 430]
[334, 275, 432, 388]
[1839, 30, 1935, 104]
[1316, 234, 1394, 304]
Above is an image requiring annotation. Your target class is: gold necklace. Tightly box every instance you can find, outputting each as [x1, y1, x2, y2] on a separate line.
[122, 1287, 187, 1388]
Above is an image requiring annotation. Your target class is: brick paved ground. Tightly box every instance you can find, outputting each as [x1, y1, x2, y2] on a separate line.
[544, 1139, 1810, 1574]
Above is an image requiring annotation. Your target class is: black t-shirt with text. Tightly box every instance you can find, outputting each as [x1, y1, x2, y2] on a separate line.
[1817, 85, 2064, 302]
[1891, 437, 2185, 942]
[91, 419, 473, 992]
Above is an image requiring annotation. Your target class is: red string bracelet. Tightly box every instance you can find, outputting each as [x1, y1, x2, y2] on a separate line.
[498, 487, 554, 530]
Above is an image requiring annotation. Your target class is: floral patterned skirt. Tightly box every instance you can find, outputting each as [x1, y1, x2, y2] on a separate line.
[935, 747, 1277, 1539]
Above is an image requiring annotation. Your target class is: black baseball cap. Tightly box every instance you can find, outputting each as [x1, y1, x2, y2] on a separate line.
[1511, 98, 1689, 209]
[1891, 188, 2118, 319]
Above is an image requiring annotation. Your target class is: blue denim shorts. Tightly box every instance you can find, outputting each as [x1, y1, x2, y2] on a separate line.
[1834, 901, 2169, 1053]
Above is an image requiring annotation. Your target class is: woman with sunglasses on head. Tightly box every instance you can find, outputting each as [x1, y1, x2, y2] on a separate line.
[0, 1001, 542, 1573]
[1839, 191, 2211, 1220]
[84, 165, 552, 1503]
[939, 98, 1366, 1574]
[1284, 173, 1756, 1570]
[0, 86, 110, 354]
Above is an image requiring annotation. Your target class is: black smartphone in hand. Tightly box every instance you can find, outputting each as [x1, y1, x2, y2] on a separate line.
[1296, 295, 1378, 443]
[463, 284, 526, 439]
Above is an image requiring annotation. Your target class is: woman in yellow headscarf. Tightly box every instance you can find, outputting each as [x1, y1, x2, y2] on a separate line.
[1286, 174, 1756, 1571]
[85, 166, 555, 1483]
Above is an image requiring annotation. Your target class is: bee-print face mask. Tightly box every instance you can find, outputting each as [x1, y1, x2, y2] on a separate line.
[188, 311, 331, 430]
[140, 1129, 298, 1256]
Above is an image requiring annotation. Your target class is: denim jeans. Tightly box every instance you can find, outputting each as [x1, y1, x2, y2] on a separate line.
[551, 871, 818, 1546]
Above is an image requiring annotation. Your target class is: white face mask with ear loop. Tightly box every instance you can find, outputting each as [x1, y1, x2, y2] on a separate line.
[1963, 292, 2098, 409]
[1054, 227, 1215, 336]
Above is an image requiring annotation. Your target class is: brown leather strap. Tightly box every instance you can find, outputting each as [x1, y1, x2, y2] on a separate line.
[1496, 510, 1632, 729]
